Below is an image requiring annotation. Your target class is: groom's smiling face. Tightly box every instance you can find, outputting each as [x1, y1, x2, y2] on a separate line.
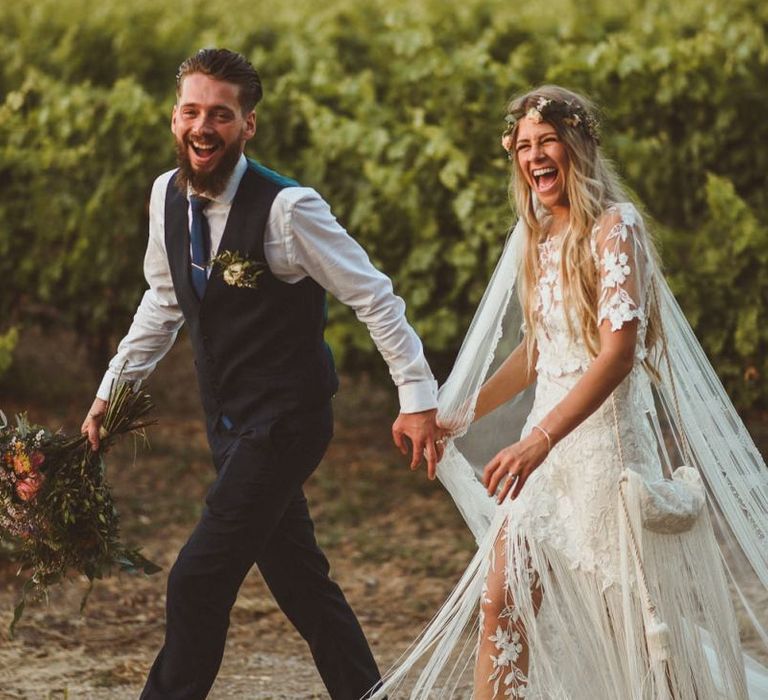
[172, 73, 256, 196]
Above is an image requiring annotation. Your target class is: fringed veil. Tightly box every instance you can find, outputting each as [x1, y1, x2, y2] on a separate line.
[372, 220, 768, 699]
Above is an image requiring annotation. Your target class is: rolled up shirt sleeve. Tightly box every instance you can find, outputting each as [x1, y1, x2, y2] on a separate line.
[266, 188, 437, 413]
[96, 171, 185, 400]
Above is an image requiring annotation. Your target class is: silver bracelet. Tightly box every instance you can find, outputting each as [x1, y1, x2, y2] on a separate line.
[532, 424, 552, 453]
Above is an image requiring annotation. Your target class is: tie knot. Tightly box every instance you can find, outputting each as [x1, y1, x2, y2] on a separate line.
[190, 195, 210, 213]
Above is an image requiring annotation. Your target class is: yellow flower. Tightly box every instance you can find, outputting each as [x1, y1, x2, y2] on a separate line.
[13, 451, 31, 475]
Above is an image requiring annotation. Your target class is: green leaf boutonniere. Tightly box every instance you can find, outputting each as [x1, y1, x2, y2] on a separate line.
[211, 250, 266, 289]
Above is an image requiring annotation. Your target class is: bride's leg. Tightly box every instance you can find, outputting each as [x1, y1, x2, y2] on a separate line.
[474, 527, 542, 700]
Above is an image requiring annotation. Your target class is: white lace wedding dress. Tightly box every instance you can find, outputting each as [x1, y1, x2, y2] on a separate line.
[372, 203, 765, 699]
[507, 202, 659, 590]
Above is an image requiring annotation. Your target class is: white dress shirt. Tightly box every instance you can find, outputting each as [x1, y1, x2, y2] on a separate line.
[97, 155, 437, 413]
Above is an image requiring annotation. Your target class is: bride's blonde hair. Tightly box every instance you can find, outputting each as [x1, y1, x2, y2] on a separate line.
[504, 85, 661, 372]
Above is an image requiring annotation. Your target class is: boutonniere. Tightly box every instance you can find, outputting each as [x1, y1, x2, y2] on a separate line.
[211, 250, 266, 289]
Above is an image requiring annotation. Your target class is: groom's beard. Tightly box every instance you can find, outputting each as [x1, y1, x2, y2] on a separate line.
[174, 134, 243, 198]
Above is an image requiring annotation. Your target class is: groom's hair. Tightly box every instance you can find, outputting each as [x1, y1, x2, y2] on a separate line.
[176, 48, 263, 114]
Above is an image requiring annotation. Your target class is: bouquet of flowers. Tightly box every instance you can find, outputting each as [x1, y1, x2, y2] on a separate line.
[0, 381, 160, 636]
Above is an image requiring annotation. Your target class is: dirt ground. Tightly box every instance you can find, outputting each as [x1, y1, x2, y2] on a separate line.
[0, 330, 766, 699]
[0, 332, 476, 699]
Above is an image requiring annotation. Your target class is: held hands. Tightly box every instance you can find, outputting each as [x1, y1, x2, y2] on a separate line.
[392, 408, 443, 480]
[81, 397, 108, 452]
[483, 429, 550, 503]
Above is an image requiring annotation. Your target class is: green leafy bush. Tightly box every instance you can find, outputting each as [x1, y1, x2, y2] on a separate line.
[0, 0, 765, 405]
[0, 72, 170, 367]
[0, 328, 18, 379]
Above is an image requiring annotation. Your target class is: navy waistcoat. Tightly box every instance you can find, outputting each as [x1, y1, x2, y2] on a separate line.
[164, 160, 338, 428]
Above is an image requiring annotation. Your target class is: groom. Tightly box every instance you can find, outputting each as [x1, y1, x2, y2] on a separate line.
[82, 48, 439, 699]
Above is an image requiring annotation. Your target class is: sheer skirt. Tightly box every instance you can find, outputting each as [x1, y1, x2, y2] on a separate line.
[371, 373, 750, 699]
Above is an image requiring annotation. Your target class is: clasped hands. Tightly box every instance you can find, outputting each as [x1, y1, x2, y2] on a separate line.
[391, 409, 454, 481]
[392, 409, 548, 501]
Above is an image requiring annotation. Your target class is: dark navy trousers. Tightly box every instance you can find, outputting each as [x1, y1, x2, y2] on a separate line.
[140, 402, 382, 699]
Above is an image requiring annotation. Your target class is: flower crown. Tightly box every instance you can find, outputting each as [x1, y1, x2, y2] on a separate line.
[503, 96, 600, 144]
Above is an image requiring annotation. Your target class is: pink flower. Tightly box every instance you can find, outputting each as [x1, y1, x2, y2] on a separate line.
[30, 451, 45, 468]
[16, 471, 45, 502]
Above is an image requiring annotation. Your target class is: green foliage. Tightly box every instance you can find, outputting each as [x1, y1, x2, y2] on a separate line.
[0, 0, 766, 405]
[660, 175, 768, 407]
[0, 328, 19, 379]
[0, 72, 171, 366]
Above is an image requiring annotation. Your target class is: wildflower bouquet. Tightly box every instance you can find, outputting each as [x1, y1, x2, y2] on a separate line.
[0, 382, 160, 635]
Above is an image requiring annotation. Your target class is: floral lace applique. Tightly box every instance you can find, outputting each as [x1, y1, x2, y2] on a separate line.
[593, 212, 645, 332]
[488, 615, 528, 697]
[535, 238, 563, 321]
[533, 237, 591, 378]
[482, 536, 540, 698]
[533, 204, 650, 379]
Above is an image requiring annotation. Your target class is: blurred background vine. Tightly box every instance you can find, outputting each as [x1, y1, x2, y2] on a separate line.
[1, 0, 765, 407]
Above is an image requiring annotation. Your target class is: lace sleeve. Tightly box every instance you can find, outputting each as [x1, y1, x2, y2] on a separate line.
[591, 204, 649, 332]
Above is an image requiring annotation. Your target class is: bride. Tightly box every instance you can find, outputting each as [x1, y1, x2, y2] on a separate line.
[371, 86, 768, 699]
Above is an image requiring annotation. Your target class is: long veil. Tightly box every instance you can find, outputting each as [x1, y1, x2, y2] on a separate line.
[374, 220, 768, 698]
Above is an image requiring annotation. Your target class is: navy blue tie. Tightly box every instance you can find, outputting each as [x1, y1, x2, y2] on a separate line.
[189, 195, 211, 300]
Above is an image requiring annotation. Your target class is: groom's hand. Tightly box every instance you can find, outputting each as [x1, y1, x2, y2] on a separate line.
[81, 397, 108, 452]
[392, 408, 440, 480]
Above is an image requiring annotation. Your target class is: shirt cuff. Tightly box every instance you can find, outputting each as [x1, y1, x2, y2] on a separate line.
[397, 379, 439, 414]
[96, 371, 118, 401]
[96, 371, 143, 402]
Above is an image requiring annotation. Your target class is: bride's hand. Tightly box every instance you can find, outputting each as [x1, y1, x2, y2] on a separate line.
[433, 422, 455, 463]
[482, 431, 549, 503]
[433, 409, 472, 463]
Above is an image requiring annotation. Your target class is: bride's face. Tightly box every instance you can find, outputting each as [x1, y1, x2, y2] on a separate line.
[514, 117, 570, 216]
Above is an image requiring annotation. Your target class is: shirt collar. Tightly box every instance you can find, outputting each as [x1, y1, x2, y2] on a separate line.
[187, 153, 248, 206]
